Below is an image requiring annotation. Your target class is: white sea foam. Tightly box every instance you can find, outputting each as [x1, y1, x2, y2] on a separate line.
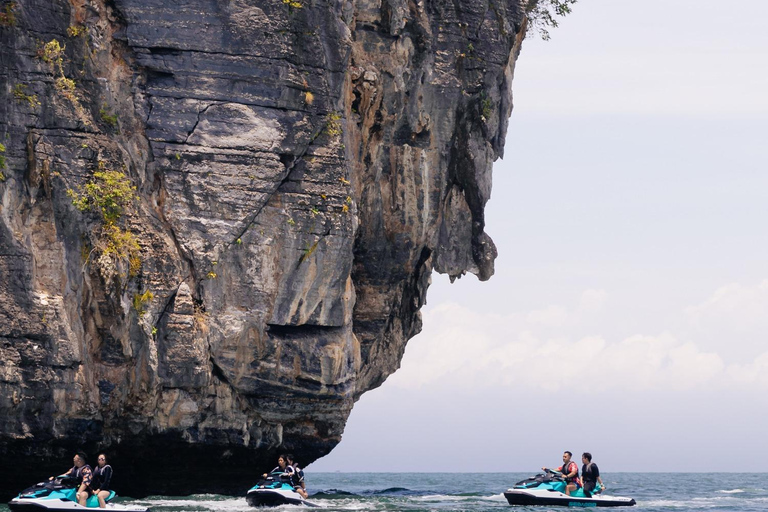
[412, 494, 468, 501]
[409, 492, 510, 503]
[719, 489, 745, 494]
[307, 498, 382, 511]
[692, 496, 740, 502]
[643, 499, 699, 508]
[320, 501, 384, 511]
[131, 496, 253, 512]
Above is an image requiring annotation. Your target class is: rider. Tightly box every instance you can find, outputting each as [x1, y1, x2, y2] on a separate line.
[286, 454, 307, 499]
[579, 452, 605, 497]
[92, 453, 113, 508]
[262, 454, 294, 481]
[50, 451, 93, 506]
[542, 451, 580, 496]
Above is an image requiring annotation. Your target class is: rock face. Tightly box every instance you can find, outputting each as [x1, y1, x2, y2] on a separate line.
[0, 0, 527, 497]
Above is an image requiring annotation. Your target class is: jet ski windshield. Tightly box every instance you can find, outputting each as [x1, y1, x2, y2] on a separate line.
[513, 470, 564, 488]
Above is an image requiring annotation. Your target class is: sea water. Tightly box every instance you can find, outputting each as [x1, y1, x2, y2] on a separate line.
[2, 473, 766, 512]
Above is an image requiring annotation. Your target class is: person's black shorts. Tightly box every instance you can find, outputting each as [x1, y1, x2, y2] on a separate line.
[583, 481, 596, 497]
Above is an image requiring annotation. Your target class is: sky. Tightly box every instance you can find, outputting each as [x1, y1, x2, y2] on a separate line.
[308, 0, 768, 472]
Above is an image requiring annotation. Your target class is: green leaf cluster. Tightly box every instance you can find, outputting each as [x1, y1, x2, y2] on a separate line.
[325, 111, 343, 137]
[38, 39, 90, 123]
[100, 106, 118, 127]
[40, 39, 65, 68]
[0, 143, 6, 181]
[13, 84, 41, 108]
[526, 0, 577, 40]
[0, 2, 17, 27]
[68, 167, 137, 223]
[68, 165, 141, 272]
[67, 25, 87, 38]
[132, 289, 154, 316]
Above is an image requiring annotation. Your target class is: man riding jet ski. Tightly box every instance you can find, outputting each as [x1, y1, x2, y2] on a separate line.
[504, 469, 636, 507]
[8, 476, 150, 512]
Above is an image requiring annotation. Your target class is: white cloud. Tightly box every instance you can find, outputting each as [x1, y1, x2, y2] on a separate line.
[686, 280, 768, 328]
[684, 280, 768, 359]
[389, 283, 767, 394]
[726, 351, 768, 388]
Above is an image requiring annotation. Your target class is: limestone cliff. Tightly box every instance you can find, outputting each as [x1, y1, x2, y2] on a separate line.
[0, 0, 527, 496]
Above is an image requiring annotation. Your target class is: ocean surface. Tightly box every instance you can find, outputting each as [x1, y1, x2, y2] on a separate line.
[3, 473, 766, 512]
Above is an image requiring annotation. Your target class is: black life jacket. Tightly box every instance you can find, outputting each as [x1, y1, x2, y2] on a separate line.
[294, 466, 305, 483]
[582, 462, 597, 482]
[561, 461, 578, 483]
[288, 465, 303, 486]
[94, 465, 113, 490]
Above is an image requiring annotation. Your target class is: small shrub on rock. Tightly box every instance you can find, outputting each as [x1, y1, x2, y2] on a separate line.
[12, 84, 40, 108]
[0, 2, 17, 27]
[67, 164, 141, 275]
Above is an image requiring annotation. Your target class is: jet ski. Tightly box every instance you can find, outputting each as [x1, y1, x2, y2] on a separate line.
[8, 476, 150, 512]
[246, 472, 314, 507]
[504, 469, 636, 507]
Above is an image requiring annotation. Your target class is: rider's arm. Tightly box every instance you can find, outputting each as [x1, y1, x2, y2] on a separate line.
[80, 467, 93, 490]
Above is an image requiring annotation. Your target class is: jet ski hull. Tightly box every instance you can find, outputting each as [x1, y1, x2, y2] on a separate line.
[8, 497, 150, 512]
[505, 490, 636, 507]
[246, 489, 305, 507]
[9, 478, 149, 512]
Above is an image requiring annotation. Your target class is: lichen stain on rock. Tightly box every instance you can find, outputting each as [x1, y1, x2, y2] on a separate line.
[0, 0, 528, 497]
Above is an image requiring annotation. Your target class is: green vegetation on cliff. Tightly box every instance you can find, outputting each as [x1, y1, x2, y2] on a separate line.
[67, 164, 141, 275]
[527, 0, 577, 40]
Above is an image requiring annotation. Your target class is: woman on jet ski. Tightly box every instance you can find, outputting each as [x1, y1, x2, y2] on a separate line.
[262, 455, 294, 479]
[92, 453, 113, 508]
[50, 452, 93, 506]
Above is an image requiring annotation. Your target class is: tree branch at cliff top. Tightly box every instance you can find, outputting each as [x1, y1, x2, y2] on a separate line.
[526, 0, 577, 40]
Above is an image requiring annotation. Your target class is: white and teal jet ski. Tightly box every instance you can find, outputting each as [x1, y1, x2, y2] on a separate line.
[246, 472, 315, 507]
[504, 469, 636, 507]
[8, 476, 150, 512]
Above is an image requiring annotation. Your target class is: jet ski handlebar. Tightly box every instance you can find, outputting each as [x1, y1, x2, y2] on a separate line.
[543, 469, 566, 480]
